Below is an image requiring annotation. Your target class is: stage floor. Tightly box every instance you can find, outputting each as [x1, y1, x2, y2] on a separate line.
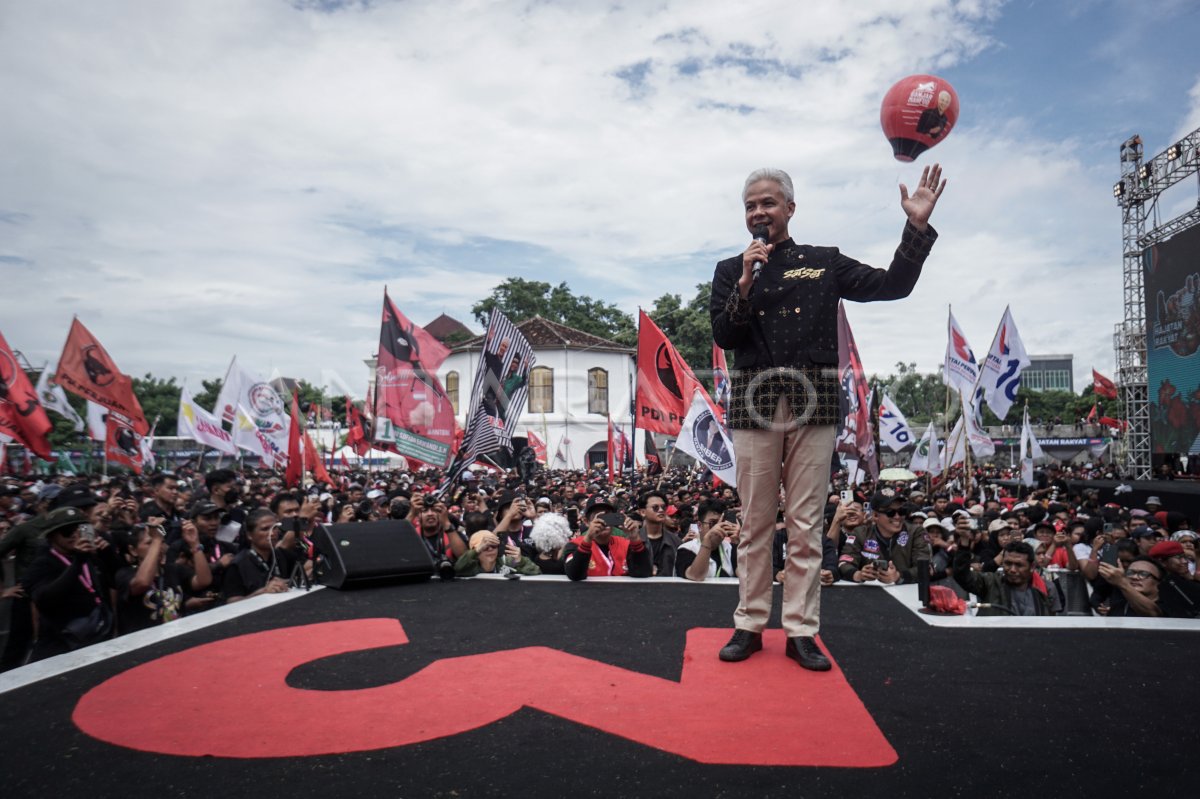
[1, 578, 1196, 798]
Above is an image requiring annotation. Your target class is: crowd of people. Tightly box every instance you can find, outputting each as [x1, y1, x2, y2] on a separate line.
[2, 459, 1197, 670]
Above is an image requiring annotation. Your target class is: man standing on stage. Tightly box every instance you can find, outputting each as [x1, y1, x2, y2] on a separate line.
[709, 164, 946, 670]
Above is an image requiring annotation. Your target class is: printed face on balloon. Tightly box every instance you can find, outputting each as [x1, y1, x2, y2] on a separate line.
[743, 180, 794, 244]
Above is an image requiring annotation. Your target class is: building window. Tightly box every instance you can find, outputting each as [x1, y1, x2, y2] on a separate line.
[588, 368, 609, 415]
[445, 371, 459, 414]
[529, 367, 554, 413]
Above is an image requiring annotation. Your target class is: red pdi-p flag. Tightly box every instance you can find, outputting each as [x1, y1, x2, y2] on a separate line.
[303, 430, 332, 485]
[55, 318, 148, 434]
[0, 329, 54, 460]
[835, 302, 878, 481]
[285, 391, 303, 488]
[526, 430, 547, 464]
[375, 290, 456, 467]
[636, 310, 713, 435]
[1092, 369, 1118, 400]
[104, 411, 143, 474]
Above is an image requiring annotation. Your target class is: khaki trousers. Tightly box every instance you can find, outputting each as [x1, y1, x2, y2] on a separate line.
[732, 398, 835, 638]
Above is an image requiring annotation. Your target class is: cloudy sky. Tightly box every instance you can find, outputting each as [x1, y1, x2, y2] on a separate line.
[3, 0, 1199, 398]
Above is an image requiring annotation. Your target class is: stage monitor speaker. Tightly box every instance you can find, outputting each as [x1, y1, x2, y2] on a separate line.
[312, 520, 436, 589]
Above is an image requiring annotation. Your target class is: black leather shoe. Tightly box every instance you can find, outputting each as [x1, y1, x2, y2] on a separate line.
[718, 629, 763, 662]
[785, 636, 831, 671]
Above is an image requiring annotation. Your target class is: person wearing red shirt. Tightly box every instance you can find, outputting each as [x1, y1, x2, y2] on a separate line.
[562, 498, 652, 580]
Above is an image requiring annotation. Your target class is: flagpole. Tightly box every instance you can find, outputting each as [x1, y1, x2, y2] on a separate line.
[958, 391, 973, 501]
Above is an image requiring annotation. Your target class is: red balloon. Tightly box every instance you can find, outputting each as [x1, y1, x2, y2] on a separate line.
[880, 75, 959, 162]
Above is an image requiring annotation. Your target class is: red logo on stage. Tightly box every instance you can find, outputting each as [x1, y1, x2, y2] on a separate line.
[73, 620, 896, 767]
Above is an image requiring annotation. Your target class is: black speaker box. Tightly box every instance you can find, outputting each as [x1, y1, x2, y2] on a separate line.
[312, 519, 436, 589]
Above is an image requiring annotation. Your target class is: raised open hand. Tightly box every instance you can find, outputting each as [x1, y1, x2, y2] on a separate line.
[899, 163, 947, 231]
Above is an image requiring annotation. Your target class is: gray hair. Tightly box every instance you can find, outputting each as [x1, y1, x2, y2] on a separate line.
[743, 168, 794, 203]
[529, 512, 572, 554]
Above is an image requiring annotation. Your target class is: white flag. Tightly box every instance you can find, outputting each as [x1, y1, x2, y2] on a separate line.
[676, 390, 737, 487]
[87, 401, 107, 442]
[36, 364, 85, 433]
[910, 422, 942, 476]
[140, 416, 158, 471]
[1016, 406, 1044, 486]
[962, 392, 996, 459]
[942, 416, 967, 472]
[178, 384, 237, 455]
[978, 306, 1031, 421]
[232, 404, 287, 467]
[878, 393, 915, 452]
[944, 309, 980, 398]
[214, 357, 290, 447]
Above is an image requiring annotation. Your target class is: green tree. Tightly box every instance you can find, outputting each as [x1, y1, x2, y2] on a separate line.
[132, 374, 182, 436]
[471, 278, 636, 346]
[191, 378, 224, 413]
[646, 282, 714, 384]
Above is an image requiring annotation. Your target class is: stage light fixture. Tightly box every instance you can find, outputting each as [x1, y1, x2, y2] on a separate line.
[1167, 143, 1182, 161]
[1138, 164, 1152, 181]
[1113, 181, 1125, 198]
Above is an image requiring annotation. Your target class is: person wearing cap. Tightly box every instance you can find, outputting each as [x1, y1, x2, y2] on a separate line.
[454, 530, 541, 577]
[1150, 540, 1200, 618]
[1171, 530, 1198, 576]
[20, 506, 115, 659]
[492, 491, 535, 556]
[204, 468, 246, 545]
[562, 498, 651, 580]
[1144, 496, 1163, 513]
[837, 489, 932, 587]
[1129, 525, 1163, 558]
[528, 513, 572, 575]
[185, 500, 237, 600]
[0, 513, 48, 670]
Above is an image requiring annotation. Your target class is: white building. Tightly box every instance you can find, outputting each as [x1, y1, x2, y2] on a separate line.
[440, 316, 638, 469]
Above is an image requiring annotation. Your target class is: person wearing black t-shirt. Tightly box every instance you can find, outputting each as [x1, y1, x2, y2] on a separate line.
[116, 519, 213, 633]
[222, 509, 294, 603]
[21, 507, 114, 660]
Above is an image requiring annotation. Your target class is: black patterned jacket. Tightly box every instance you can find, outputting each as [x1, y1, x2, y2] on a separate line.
[710, 222, 937, 430]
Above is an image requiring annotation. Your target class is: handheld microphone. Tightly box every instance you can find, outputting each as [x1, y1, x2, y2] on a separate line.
[750, 225, 769, 282]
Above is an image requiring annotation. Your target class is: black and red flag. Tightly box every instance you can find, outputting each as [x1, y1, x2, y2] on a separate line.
[345, 396, 371, 457]
[104, 410, 143, 474]
[0, 329, 54, 460]
[285, 390, 303, 488]
[374, 289, 456, 468]
[1092, 369, 1118, 400]
[635, 310, 714, 436]
[55, 318, 148, 434]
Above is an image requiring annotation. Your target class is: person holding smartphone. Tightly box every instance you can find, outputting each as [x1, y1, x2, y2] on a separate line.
[837, 490, 931, 585]
[562, 498, 651, 580]
[677, 500, 740, 581]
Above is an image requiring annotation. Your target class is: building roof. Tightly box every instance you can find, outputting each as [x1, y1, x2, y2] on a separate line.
[424, 313, 475, 342]
[454, 315, 633, 353]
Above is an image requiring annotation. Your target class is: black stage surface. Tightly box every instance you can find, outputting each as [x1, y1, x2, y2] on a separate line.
[1, 579, 1195, 798]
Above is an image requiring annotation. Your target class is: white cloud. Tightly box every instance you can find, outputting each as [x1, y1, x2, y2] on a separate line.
[0, 0, 1188, 401]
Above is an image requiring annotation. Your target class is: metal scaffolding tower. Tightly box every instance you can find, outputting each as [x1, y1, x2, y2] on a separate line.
[1112, 127, 1200, 479]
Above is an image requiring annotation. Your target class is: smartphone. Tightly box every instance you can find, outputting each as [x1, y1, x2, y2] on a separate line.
[840, 489, 853, 505]
[600, 512, 625, 529]
[863, 502, 872, 515]
[723, 510, 740, 524]
[566, 507, 579, 529]
[1100, 544, 1120, 567]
